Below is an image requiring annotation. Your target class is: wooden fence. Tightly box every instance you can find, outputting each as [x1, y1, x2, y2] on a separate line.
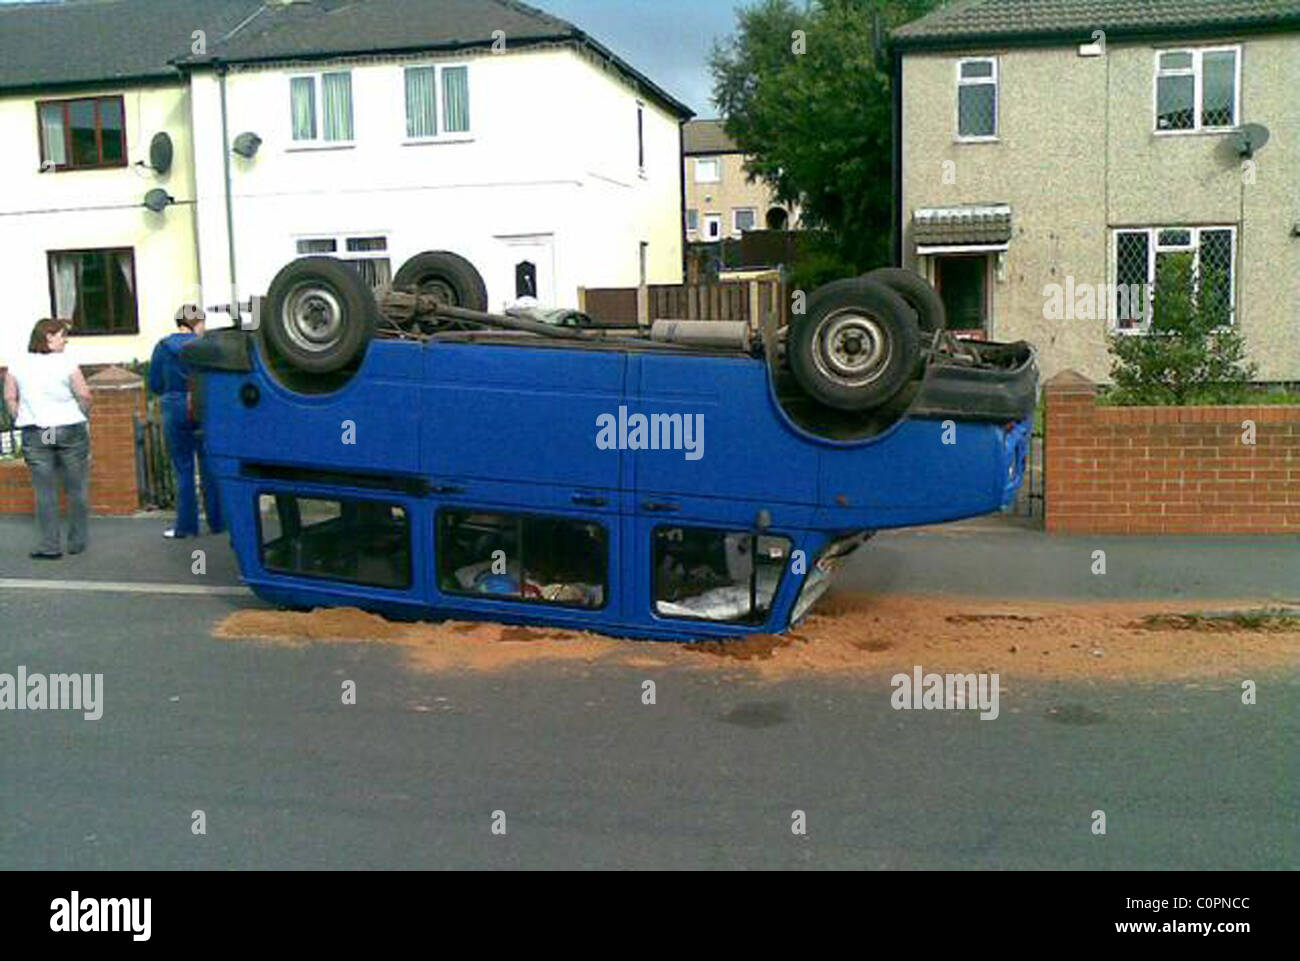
[580, 279, 788, 329]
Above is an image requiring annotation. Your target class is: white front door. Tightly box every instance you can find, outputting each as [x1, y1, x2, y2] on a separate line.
[496, 233, 555, 308]
[703, 214, 722, 242]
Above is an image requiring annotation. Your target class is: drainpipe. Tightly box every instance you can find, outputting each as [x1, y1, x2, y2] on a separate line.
[217, 60, 240, 324]
[890, 45, 903, 267]
[678, 117, 689, 284]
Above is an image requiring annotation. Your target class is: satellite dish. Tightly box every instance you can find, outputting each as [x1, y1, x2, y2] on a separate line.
[1234, 123, 1270, 158]
[143, 188, 174, 213]
[232, 131, 262, 159]
[149, 132, 173, 174]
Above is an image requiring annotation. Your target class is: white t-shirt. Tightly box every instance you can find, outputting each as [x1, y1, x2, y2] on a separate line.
[8, 352, 87, 428]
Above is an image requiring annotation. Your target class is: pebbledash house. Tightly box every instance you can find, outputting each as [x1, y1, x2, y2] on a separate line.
[892, 0, 1300, 384]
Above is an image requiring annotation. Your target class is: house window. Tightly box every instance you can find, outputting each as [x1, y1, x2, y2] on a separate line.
[291, 71, 354, 143]
[733, 208, 757, 234]
[1155, 47, 1238, 131]
[694, 157, 720, 183]
[637, 102, 645, 172]
[442, 66, 470, 133]
[653, 526, 791, 624]
[403, 64, 471, 139]
[37, 96, 127, 170]
[295, 235, 392, 290]
[686, 209, 699, 233]
[1112, 226, 1235, 330]
[934, 255, 988, 332]
[703, 213, 722, 241]
[957, 58, 997, 139]
[438, 510, 608, 609]
[47, 248, 138, 335]
[259, 494, 411, 590]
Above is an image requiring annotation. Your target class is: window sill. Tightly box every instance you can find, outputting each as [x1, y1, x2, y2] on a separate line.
[39, 161, 130, 173]
[402, 135, 474, 146]
[955, 135, 999, 144]
[285, 142, 357, 153]
[1152, 127, 1237, 137]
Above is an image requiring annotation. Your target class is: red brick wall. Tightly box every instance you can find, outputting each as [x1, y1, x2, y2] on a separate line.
[1045, 371, 1300, 534]
[0, 366, 144, 517]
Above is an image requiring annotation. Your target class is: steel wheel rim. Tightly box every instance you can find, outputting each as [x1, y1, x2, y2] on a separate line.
[419, 276, 458, 306]
[811, 309, 893, 388]
[282, 282, 345, 354]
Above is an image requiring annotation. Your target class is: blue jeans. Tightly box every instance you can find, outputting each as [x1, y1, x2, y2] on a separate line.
[162, 394, 223, 537]
[22, 422, 90, 554]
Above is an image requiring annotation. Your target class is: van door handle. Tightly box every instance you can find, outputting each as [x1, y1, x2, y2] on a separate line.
[571, 494, 608, 507]
[643, 501, 680, 513]
[432, 484, 465, 495]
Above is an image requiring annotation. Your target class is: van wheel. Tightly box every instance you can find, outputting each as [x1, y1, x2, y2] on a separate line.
[789, 278, 920, 412]
[394, 251, 489, 311]
[263, 257, 377, 374]
[862, 267, 946, 333]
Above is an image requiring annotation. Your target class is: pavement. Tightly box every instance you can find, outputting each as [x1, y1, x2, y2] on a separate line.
[0, 514, 1296, 869]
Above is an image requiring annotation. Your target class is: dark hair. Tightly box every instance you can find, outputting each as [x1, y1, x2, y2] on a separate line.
[175, 304, 206, 330]
[28, 318, 69, 354]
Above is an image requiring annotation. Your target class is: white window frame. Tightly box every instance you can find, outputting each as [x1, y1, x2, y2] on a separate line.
[694, 157, 721, 184]
[288, 71, 355, 148]
[686, 209, 699, 235]
[401, 62, 474, 145]
[732, 207, 757, 236]
[1152, 45, 1241, 135]
[702, 213, 723, 241]
[955, 57, 998, 142]
[293, 233, 393, 288]
[1110, 225, 1237, 333]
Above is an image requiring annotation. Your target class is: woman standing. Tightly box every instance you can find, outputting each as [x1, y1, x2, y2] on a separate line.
[3, 319, 93, 559]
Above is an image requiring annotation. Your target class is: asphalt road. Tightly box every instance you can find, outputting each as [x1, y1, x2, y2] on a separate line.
[0, 516, 1296, 869]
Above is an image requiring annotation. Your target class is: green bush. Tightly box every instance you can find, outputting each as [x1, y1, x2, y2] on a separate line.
[1106, 252, 1256, 405]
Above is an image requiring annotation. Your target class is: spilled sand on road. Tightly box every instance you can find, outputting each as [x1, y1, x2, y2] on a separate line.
[213, 593, 1300, 682]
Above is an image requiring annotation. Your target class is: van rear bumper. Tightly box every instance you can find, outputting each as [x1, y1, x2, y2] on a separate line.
[910, 338, 1038, 424]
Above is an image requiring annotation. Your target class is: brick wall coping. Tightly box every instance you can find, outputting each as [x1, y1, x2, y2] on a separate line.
[87, 366, 143, 390]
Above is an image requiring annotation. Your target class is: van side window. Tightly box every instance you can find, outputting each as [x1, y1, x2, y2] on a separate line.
[259, 494, 411, 589]
[653, 527, 791, 623]
[438, 510, 607, 609]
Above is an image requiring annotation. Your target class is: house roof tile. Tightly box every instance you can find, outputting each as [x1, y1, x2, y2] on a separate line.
[913, 203, 1012, 245]
[894, 0, 1300, 48]
[683, 120, 740, 155]
[0, 0, 692, 117]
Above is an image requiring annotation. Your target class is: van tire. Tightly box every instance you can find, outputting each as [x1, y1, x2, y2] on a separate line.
[862, 267, 946, 333]
[789, 278, 920, 412]
[263, 257, 377, 375]
[394, 251, 489, 311]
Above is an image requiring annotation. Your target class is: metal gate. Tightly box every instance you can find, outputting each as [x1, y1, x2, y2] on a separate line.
[1009, 419, 1044, 522]
[135, 400, 175, 509]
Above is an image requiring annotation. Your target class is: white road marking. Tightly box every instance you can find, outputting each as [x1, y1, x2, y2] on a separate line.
[0, 578, 250, 596]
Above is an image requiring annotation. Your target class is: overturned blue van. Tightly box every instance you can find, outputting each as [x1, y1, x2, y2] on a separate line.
[186, 255, 1036, 641]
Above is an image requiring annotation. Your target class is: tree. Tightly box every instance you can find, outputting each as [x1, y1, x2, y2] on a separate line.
[1107, 252, 1256, 405]
[710, 0, 941, 287]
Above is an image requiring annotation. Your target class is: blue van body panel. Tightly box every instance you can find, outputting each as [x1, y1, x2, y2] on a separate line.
[197, 336, 1030, 641]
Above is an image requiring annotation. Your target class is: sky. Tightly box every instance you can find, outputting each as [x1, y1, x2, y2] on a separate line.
[0, 0, 745, 118]
[531, 0, 743, 116]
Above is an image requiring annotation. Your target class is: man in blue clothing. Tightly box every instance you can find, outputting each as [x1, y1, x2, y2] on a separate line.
[149, 305, 224, 539]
